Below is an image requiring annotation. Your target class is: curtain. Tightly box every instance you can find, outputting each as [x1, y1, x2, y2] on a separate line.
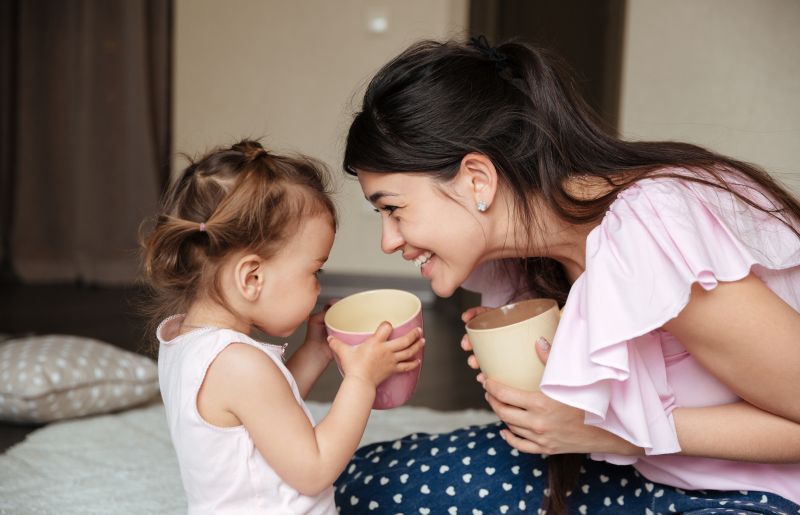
[7, 0, 171, 284]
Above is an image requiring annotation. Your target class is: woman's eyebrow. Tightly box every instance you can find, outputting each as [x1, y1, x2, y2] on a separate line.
[366, 191, 399, 203]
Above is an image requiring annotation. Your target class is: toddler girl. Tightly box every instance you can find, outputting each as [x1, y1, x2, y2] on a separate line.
[140, 140, 423, 514]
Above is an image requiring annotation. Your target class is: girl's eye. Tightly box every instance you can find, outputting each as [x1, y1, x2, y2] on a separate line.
[315, 268, 324, 278]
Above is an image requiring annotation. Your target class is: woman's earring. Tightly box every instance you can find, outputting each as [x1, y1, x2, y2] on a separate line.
[476, 200, 488, 212]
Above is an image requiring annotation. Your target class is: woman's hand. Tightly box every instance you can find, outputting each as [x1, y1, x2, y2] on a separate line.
[463, 305, 637, 456]
[483, 379, 639, 456]
[460, 306, 491, 378]
[328, 323, 424, 388]
[460, 306, 551, 383]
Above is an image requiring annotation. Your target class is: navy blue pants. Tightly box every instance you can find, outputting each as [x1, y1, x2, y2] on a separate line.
[335, 422, 799, 514]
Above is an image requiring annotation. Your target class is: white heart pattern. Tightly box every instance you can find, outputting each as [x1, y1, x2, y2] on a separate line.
[368, 501, 379, 511]
[420, 484, 431, 494]
[446, 486, 456, 496]
[462, 473, 472, 483]
[479, 488, 489, 498]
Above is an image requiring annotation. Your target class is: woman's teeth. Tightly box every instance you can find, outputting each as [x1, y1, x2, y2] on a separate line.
[414, 251, 433, 268]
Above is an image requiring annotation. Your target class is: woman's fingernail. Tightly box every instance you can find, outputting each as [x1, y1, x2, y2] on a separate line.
[537, 337, 551, 352]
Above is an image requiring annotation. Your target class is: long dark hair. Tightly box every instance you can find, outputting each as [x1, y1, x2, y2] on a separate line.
[343, 38, 800, 513]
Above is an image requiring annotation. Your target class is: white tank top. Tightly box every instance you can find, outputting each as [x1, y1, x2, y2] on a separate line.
[157, 315, 336, 514]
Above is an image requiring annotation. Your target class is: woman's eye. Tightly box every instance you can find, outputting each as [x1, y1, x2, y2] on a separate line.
[374, 205, 398, 214]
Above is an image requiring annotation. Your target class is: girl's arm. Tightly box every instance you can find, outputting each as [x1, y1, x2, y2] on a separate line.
[210, 325, 423, 497]
[285, 341, 331, 399]
[285, 309, 332, 399]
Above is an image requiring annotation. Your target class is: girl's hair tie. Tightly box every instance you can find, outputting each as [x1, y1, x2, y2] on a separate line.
[199, 222, 207, 232]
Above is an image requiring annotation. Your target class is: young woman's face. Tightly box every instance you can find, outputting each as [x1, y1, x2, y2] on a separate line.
[358, 171, 488, 297]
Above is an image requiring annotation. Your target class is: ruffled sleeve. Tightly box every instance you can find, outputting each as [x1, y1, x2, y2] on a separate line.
[539, 176, 800, 464]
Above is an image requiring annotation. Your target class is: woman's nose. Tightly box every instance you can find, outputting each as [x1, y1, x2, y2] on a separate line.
[380, 219, 404, 254]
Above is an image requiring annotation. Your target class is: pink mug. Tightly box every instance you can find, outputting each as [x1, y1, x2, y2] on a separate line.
[324, 289, 424, 409]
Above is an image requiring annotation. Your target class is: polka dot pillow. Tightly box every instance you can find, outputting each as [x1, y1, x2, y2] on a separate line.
[0, 335, 159, 423]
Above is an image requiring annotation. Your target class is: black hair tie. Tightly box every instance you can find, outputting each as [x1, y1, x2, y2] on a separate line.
[468, 35, 509, 72]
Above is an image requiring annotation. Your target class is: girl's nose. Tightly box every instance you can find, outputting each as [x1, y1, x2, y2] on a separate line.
[380, 219, 404, 254]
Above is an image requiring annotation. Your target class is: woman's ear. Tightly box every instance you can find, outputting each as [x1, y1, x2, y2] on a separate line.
[234, 254, 265, 302]
[456, 153, 499, 212]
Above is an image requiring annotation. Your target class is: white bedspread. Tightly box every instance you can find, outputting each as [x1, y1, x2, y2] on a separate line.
[0, 401, 496, 515]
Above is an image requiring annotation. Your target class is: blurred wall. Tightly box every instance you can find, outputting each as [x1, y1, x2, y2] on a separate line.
[620, 0, 800, 193]
[174, 1, 799, 278]
[173, 0, 468, 278]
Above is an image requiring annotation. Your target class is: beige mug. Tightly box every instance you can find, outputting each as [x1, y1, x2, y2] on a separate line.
[465, 298, 559, 391]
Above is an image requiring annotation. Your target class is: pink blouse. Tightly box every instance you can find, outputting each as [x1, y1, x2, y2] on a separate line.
[463, 171, 800, 503]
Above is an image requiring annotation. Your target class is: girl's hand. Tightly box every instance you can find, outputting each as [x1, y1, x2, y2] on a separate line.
[302, 300, 339, 361]
[328, 323, 424, 388]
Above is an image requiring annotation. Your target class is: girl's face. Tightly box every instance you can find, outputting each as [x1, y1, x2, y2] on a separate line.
[358, 170, 489, 297]
[255, 213, 335, 337]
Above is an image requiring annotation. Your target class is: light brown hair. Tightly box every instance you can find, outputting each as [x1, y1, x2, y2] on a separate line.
[140, 140, 336, 348]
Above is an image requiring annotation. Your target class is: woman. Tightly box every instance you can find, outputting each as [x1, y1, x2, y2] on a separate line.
[335, 37, 800, 514]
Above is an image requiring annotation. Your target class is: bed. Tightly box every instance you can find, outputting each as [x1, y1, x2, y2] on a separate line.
[0, 400, 496, 514]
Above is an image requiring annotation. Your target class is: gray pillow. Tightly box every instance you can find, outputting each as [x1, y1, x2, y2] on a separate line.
[0, 335, 159, 423]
